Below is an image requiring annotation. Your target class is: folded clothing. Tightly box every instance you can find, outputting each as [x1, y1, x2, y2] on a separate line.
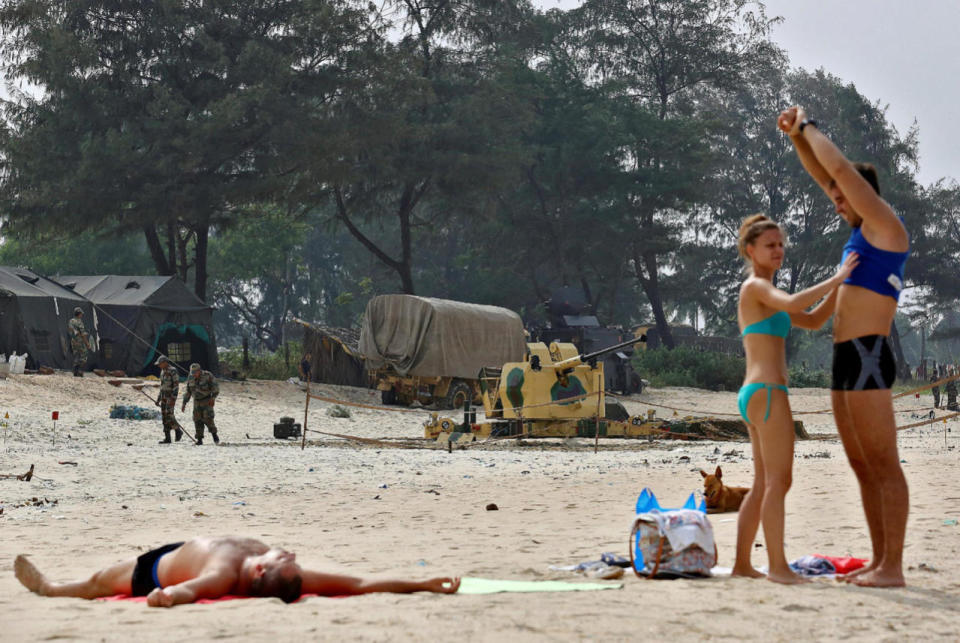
[789, 554, 868, 577]
[813, 554, 868, 575]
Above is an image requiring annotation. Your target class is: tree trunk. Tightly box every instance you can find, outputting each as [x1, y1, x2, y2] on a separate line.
[242, 336, 250, 369]
[143, 225, 173, 275]
[888, 321, 910, 380]
[166, 222, 177, 277]
[634, 250, 675, 349]
[194, 223, 209, 302]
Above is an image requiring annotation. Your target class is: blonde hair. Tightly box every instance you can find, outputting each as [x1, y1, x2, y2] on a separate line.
[737, 214, 781, 259]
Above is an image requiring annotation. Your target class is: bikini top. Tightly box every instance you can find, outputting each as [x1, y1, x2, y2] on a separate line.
[741, 311, 791, 338]
[841, 224, 909, 301]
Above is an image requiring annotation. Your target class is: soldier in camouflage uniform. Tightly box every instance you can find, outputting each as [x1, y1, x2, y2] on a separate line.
[182, 363, 220, 445]
[67, 307, 90, 377]
[155, 356, 183, 444]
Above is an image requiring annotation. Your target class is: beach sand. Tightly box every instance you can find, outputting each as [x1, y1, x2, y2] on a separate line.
[1, 372, 959, 641]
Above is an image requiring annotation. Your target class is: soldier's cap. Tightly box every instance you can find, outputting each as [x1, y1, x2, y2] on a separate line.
[74, 307, 83, 315]
[154, 356, 169, 366]
[189, 363, 202, 373]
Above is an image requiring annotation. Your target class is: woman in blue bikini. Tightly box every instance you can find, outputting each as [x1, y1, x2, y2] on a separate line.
[731, 214, 858, 584]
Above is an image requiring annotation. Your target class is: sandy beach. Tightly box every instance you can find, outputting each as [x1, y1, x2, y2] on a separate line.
[1, 372, 959, 641]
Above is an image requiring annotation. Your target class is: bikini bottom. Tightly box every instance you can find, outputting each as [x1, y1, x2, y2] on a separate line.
[737, 382, 789, 424]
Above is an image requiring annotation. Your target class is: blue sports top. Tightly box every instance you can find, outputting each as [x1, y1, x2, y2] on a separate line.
[741, 311, 791, 338]
[841, 225, 909, 301]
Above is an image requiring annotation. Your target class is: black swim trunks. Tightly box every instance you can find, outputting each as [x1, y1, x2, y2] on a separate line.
[831, 335, 897, 391]
[130, 542, 184, 596]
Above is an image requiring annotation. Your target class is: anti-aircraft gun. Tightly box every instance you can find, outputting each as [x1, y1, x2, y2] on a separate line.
[535, 287, 646, 395]
[423, 335, 648, 440]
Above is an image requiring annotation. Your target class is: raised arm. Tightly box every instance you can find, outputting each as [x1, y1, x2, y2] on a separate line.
[779, 107, 833, 195]
[745, 252, 858, 313]
[300, 570, 460, 596]
[782, 107, 901, 235]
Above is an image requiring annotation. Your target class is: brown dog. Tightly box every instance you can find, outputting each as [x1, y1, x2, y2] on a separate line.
[700, 466, 749, 514]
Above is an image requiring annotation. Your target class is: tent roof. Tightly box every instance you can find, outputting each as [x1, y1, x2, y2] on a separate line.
[0, 266, 87, 301]
[58, 275, 211, 311]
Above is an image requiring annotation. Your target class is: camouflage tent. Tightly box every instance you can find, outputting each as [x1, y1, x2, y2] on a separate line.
[58, 275, 217, 376]
[0, 266, 95, 369]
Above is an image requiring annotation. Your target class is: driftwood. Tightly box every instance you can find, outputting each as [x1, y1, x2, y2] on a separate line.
[0, 464, 34, 481]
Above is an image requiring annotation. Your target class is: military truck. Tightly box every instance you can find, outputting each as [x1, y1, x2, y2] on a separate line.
[535, 287, 646, 395]
[359, 295, 526, 409]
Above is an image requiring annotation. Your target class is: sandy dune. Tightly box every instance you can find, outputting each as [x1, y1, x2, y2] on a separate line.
[1, 372, 958, 641]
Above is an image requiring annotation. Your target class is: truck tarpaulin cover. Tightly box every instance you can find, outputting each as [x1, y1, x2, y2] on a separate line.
[359, 295, 525, 379]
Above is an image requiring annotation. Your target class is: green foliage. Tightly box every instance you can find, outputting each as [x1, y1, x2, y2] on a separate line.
[0, 230, 154, 276]
[788, 365, 831, 389]
[218, 341, 302, 381]
[635, 347, 833, 390]
[0, 0, 955, 362]
[633, 347, 745, 391]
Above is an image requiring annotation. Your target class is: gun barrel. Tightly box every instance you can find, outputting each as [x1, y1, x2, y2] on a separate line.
[554, 335, 646, 371]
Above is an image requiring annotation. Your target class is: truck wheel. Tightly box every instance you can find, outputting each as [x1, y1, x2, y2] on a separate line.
[381, 389, 397, 405]
[443, 380, 472, 410]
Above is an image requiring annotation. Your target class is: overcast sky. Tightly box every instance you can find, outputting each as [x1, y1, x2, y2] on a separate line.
[535, 0, 960, 186]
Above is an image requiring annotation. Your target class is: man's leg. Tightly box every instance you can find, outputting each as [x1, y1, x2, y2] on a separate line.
[192, 406, 205, 444]
[205, 408, 219, 444]
[843, 389, 907, 587]
[15, 555, 136, 599]
[831, 390, 885, 579]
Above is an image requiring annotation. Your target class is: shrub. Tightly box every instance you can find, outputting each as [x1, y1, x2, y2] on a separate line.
[633, 347, 744, 391]
[788, 364, 831, 388]
[633, 347, 832, 390]
[219, 341, 302, 380]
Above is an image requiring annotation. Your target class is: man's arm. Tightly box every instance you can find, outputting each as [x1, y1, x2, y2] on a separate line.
[780, 112, 834, 197]
[300, 570, 460, 596]
[146, 571, 235, 608]
[800, 125, 900, 229]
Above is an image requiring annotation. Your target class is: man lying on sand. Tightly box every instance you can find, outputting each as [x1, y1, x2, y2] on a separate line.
[15, 536, 460, 607]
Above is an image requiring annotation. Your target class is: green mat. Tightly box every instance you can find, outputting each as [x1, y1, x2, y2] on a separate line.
[457, 577, 622, 595]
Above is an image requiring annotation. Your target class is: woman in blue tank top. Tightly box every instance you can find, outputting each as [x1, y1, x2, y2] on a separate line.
[733, 214, 858, 584]
[780, 105, 910, 588]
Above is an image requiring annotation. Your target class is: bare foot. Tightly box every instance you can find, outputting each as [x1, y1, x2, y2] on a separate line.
[15, 555, 50, 595]
[731, 565, 765, 579]
[850, 568, 905, 588]
[766, 569, 811, 585]
[838, 564, 875, 583]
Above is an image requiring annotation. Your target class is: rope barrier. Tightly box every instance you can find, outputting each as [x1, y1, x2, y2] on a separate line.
[301, 427, 429, 449]
[306, 391, 428, 414]
[296, 372, 959, 449]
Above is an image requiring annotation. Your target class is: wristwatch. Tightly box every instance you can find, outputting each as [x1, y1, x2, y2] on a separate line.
[799, 118, 818, 132]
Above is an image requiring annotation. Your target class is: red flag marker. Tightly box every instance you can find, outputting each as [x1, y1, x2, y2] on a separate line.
[52, 411, 59, 420]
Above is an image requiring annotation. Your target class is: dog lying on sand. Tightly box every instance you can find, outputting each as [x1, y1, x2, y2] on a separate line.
[700, 466, 749, 514]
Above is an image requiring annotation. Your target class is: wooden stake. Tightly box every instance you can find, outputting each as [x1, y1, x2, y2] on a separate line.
[302, 380, 310, 451]
[595, 374, 602, 454]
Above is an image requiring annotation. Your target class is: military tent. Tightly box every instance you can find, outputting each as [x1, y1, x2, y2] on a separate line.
[59, 275, 218, 376]
[0, 266, 95, 370]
